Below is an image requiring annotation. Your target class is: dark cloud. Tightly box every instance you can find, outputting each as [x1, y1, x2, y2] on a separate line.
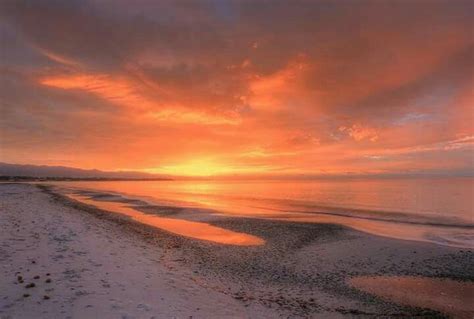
[0, 0, 472, 174]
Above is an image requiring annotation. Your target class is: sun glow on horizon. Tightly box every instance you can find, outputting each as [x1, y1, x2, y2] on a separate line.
[142, 159, 274, 177]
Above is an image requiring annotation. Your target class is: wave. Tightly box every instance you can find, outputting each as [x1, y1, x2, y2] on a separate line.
[52, 185, 474, 248]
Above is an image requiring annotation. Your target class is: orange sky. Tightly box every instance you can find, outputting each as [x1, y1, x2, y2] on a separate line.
[0, 0, 473, 177]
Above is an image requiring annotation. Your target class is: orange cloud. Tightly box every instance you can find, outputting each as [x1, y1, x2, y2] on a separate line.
[40, 73, 240, 125]
[1, 0, 472, 176]
[339, 124, 379, 142]
[247, 55, 313, 111]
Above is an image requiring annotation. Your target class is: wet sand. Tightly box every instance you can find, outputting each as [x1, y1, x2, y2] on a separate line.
[1, 183, 473, 318]
[349, 276, 474, 319]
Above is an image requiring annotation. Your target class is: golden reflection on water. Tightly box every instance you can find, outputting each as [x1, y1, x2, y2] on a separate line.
[67, 194, 265, 246]
[48, 179, 474, 219]
[349, 276, 474, 319]
[46, 178, 474, 248]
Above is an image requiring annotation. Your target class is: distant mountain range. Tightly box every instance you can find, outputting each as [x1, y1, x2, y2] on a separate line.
[0, 162, 171, 180]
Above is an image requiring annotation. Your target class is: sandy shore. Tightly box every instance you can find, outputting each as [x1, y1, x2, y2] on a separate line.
[1, 183, 473, 318]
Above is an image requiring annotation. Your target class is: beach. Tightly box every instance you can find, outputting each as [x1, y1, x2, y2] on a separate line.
[1, 183, 473, 318]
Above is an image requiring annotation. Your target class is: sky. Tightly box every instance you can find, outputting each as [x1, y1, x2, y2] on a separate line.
[0, 0, 473, 177]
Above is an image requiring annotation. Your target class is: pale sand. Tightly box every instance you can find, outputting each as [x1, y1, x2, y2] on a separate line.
[1, 183, 473, 318]
[0, 184, 275, 318]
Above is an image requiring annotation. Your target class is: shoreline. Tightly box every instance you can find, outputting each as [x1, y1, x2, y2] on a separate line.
[38, 180, 474, 249]
[1, 183, 473, 318]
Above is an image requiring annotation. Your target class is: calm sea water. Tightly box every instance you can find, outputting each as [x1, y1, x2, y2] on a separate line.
[47, 177, 474, 247]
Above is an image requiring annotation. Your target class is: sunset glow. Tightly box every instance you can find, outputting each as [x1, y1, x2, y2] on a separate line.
[1, 0, 472, 177]
[145, 158, 269, 177]
[0, 3, 473, 317]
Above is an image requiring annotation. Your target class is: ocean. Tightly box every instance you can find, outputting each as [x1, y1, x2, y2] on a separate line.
[46, 177, 474, 248]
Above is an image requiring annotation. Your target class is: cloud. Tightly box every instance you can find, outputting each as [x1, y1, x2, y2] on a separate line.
[339, 124, 379, 142]
[0, 0, 472, 175]
[39, 72, 241, 125]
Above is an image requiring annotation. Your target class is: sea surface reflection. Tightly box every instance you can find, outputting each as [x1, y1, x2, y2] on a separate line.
[45, 178, 473, 247]
[67, 193, 265, 246]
